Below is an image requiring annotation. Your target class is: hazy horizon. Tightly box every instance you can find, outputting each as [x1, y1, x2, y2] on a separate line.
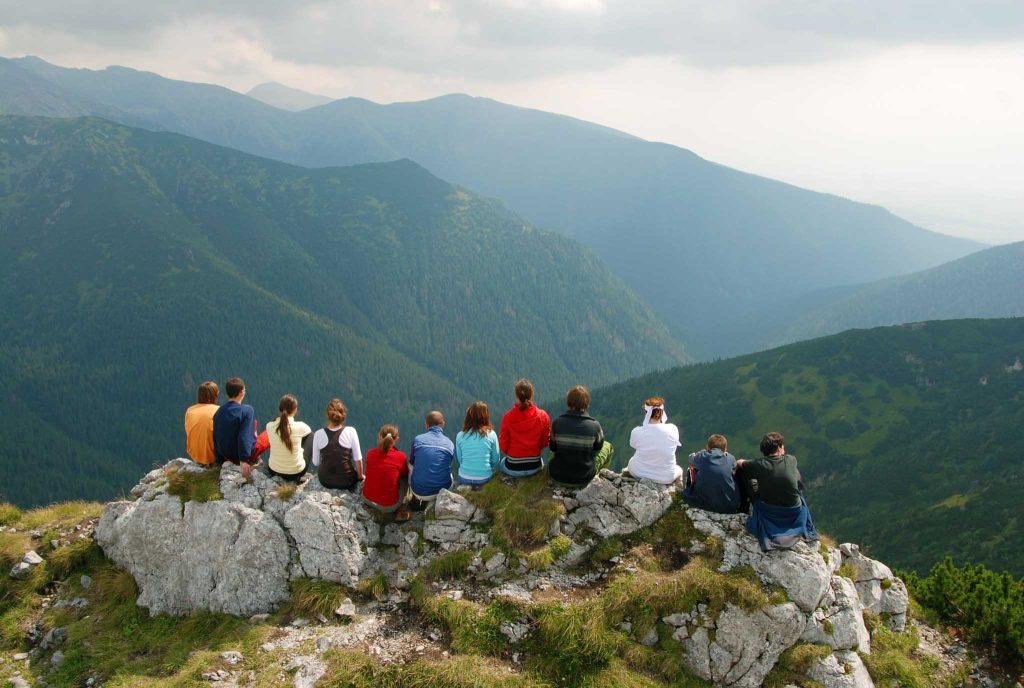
[2, 1, 1020, 244]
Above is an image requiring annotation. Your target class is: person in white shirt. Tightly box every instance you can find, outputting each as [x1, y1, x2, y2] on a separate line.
[266, 394, 313, 481]
[626, 396, 683, 484]
[310, 398, 363, 491]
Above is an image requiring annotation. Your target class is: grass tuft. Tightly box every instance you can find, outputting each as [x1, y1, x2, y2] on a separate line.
[423, 550, 474, 581]
[165, 466, 222, 503]
[320, 650, 546, 687]
[836, 563, 857, 581]
[274, 483, 299, 501]
[601, 558, 771, 639]
[763, 642, 832, 688]
[47, 538, 104, 579]
[357, 571, 390, 600]
[465, 472, 564, 549]
[528, 601, 617, 684]
[286, 578, 354, 619]
[860, 624, 936, 688]
[0, 503, 21, 527]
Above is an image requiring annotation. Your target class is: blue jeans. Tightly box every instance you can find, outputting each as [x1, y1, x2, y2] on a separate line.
[456, 472, 493, 486]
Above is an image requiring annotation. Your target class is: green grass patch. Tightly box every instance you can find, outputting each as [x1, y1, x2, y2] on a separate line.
[165, 466, 222, 503]
[860, 624, 937, 688]
[410, 575, 518, 656]
[286, 578, 354, 619]
[589, 536, 623, 565]
[464, 472, 564, 549]
[16, 501, 103, 530]
[357, 571, 390, 600]
[601, 558, 772, 639]
[47, 538, 104, 579]
[836, 563, 857, 581]
[320, 650, 546, 687]
[45, 564, 264, 687]
[528, 601, 617, 685]
[763, 643, 832, 688]
[423, 551, 474, 581]
[0, 503, 21, 527]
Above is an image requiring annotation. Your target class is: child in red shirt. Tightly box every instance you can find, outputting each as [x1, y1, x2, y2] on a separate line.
[362, 424, 410, 520]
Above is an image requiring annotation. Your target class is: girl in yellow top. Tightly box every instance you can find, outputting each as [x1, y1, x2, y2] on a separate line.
[266, 394, 312, 481]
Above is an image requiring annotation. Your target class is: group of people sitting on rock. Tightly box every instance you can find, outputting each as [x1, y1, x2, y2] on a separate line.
[184, 377, 816, 547]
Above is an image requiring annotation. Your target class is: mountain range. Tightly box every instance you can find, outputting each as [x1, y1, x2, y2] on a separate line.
[0, 56, 982, 358]
[590, 317, 1024, 575]
[710, 240, 1024, 357]
[0, 114, 685, 507]
[246, 81, 334, 111]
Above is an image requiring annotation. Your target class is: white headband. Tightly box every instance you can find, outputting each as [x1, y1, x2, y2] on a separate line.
[642, 403, 667, 426]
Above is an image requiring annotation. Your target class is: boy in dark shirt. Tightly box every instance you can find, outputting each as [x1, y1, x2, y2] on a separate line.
[737, 431, 817, 551]
[736, 431, 802, 507]
[682, 434, 741, 513]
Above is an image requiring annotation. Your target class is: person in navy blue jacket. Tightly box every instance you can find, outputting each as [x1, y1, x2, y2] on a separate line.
[213, 377, 269, 477]
[408, 411, 456, 505]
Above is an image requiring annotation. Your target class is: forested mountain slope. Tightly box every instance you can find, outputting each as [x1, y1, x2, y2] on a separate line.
[0, 56, 981, 354]
[711, 240, 1024, 357]
[0, 115, 685, 507]
[590, 318, 1024, 575]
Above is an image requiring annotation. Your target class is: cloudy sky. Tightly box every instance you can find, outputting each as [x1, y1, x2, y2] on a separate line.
[1, 0, 1021, 243]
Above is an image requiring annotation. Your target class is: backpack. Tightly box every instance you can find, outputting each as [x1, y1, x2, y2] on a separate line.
[318, 428, 357, 490]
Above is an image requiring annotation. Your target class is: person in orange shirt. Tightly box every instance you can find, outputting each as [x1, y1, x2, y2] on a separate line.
[184, 381, 220, 465]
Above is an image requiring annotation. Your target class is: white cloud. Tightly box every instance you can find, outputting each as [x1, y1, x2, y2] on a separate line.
[1, 1, 1022, 242]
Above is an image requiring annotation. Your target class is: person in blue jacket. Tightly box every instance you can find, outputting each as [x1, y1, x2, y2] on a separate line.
[455, 402, 500, 486]
[409, 411, 456, 506]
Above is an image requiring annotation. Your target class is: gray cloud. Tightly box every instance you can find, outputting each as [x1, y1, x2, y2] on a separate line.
[1, 0, 1022, 77]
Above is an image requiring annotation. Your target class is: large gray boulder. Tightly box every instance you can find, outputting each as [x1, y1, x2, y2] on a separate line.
[840, 543, 910, 631]
[802, 575, 871, 653]
[285, 491, 380, 584]
[678, 602, 806, 688]
[96, 494, 291, 615]
[690, 507, 831, 613]
[807, 650, 874, 688]
[564, 473, 674, 537]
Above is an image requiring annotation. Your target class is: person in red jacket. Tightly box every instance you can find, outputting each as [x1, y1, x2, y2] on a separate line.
[498, 379, 551, 477]
[362, 424, 411, 521]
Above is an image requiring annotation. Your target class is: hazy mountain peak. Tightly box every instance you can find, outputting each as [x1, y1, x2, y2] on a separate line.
[247, 81, 334, 111]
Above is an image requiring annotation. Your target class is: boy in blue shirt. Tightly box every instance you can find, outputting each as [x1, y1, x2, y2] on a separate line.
[408, 411, 455, 507]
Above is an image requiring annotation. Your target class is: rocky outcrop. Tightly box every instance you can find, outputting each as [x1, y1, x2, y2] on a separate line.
[840, 543, 910, 631]
[678, 602, 806, 687]
[96, 459, 911, 688]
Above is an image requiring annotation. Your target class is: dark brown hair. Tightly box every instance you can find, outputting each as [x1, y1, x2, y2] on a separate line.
[707, 434, 728, 452]
[225, 377, 245, 399]
[515, 379, 535, 410]
[425, 410, 445, 427]
[326, 398, 347, 426]
[197, 381, 219, 404]
[276, 394, 299, 451]
[760, 431, 785, 457]
[462, 401, 492, 436]
[566, 385, 590, 412]
[378, 424, 400, 453]
[645, 396, 665, 423]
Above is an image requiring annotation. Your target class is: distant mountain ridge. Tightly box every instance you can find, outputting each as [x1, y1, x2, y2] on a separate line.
[0, 114, 686, 507]
[711, 240, 1024, 357]
[0, 56, 983, 358]
[591, 317, 1024, 575]
[246, 81, 334, 111]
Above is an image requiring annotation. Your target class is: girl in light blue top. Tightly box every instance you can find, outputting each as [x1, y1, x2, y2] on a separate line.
[455, 401, 500, 485]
